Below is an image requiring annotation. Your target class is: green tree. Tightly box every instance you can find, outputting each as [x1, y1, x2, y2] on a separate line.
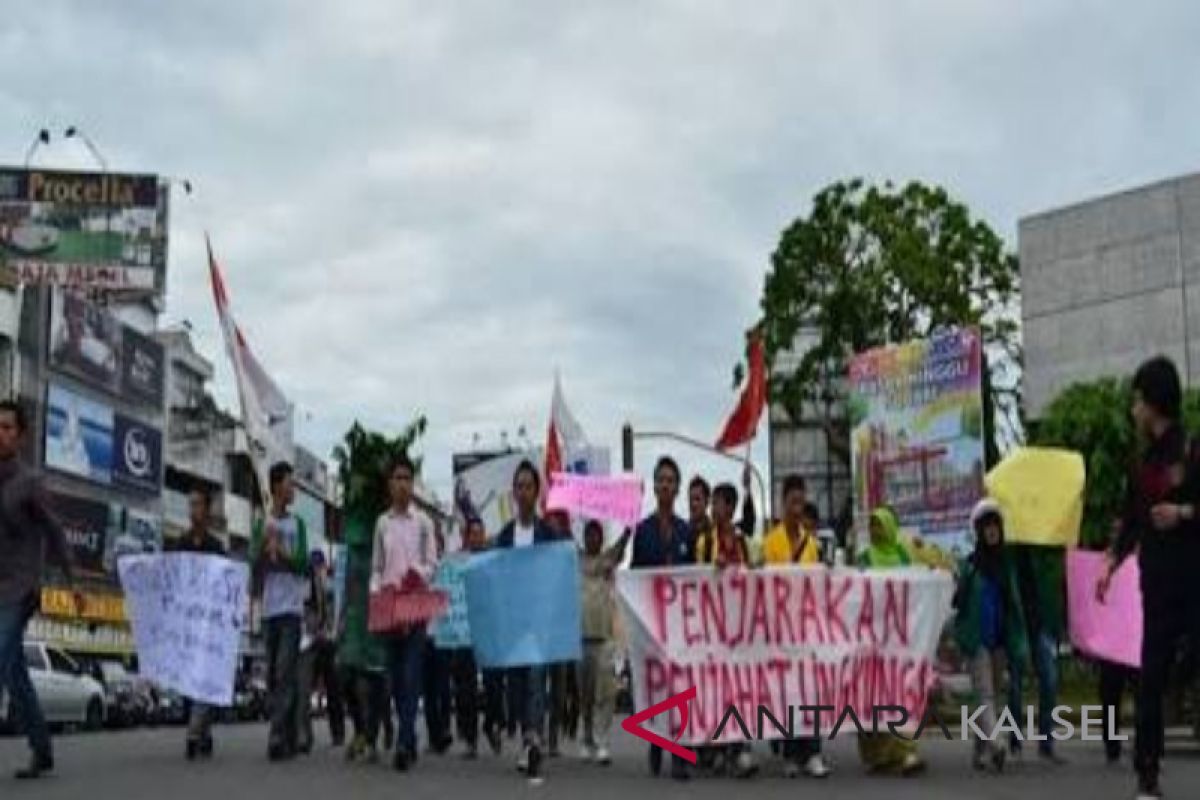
[755, 179, 1021, 467]
[333, 417, 428, 524]
[1033, 378, 1200, 548]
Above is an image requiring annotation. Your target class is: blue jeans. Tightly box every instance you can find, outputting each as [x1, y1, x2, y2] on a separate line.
[1009, 630, 1059, 752]
[509, 665, 548, 748]
[0, 594, 51, 760]
[387, 628, 426, 755]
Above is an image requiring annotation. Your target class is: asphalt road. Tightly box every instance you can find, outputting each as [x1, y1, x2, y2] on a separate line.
[2, 720, 1199, 800]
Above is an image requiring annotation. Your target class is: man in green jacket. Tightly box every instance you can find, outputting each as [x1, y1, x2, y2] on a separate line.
[251, 462, 310, 762]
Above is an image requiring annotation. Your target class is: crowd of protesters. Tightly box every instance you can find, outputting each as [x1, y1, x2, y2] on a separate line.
[2, 355, 1199, 800]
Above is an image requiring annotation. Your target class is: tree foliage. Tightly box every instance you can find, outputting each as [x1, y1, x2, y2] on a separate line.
[332, 417, 428, 522]
[756, 179, 1021, 463]
[1032, 378, 1200, 549]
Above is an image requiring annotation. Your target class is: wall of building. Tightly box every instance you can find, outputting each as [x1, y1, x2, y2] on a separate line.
[1021, 173, 1200, 417]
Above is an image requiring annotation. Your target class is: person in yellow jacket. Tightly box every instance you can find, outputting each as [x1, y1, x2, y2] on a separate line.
[761, 475, 832, 779]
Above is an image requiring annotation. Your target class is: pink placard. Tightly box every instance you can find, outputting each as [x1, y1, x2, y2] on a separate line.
[547, 473, 643, 527]
[1066, 550, 1142, 668]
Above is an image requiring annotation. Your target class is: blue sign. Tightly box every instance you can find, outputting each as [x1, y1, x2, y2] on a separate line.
[113, 414, 162, 495]
[465, 542, 582, 668]
[431, 556, 472, 649]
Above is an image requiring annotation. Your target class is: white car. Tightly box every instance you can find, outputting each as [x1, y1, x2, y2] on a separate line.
[0, 643, 106, 731]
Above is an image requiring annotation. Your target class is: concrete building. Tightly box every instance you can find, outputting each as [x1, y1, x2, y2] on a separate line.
[767, 329, 852, 527]
[1021, 173, 1200, 417]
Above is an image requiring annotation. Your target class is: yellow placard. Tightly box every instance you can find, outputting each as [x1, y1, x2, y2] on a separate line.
[984, 447, 1085, 547]
[40, 587, 128, 624]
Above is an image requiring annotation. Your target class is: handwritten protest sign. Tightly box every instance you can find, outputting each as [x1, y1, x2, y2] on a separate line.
[617, 566, 954, 744]
[547, 473, 643, 528]
[985, 448, 1085, 547]
[466, 543, 582, 668]
[118, 553, 248, 706]
[431, 557, 472, 649]
[1067, 550, 1141, 668]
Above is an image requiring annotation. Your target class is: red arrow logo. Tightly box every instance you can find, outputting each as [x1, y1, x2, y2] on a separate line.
[620, 686, 698, 764]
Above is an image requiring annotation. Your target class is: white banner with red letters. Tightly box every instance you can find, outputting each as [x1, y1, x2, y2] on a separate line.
[617, 566, 954, 744]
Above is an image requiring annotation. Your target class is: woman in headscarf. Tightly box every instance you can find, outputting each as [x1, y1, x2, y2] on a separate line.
[856, 508, 925, 776]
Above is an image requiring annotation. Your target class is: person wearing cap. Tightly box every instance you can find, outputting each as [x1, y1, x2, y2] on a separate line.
[954, 499, 1028, 774]
[1098, 356, 1200, 800]
[297, 548, 345, 754]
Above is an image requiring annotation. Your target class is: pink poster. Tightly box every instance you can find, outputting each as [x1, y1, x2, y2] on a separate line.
[1066, 550, 1142, 668]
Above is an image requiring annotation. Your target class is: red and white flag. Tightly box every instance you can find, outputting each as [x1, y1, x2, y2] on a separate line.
[207, 236, 294, 500]
[715, 330, 767, 451]
[543, 373, 587, 506]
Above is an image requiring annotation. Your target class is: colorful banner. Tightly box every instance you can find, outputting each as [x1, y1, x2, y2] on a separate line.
[119, 553, 249, 705]
[848, 327, 985, 556]
[547, 472, 643, 528]
[44, 382, 114, 485]
[465, 543, 582, 668]
[617, 566, 954, 744]
[985, 448, 1085, 547]
[1067, 550, 1141, 668]
[40, 587, 127, 624]
[431, 556, 472, 649]
[0, 167, 168, 296]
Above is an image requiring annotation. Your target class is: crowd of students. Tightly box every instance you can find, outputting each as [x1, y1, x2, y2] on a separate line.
[2, 355, 1198, 800]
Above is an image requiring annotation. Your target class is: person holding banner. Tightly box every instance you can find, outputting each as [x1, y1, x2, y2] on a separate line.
[630, 456, 694, 781]
[167, 488, 227, 761]
[856, 508, 926, 776]
[1097, 356, 1200, 800]
[252, 462, 311, 763]
[762, 476, 833, 780]
[494, 459, 561, 785]
[0, 400, 81, 781]
[955, 499, 1028, 775]
[371, 456, 439, 773]
[298, 550, 345, 754]
[577, 519, 631, 765]
[445, 517, 489, 760]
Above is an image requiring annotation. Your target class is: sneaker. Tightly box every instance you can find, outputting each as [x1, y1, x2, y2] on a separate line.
[596, 747, 611, 766]
[973, 752, 990, 772]
[14, 753, 54, 780]
[527, 745, 543, 785]
[783, 761, 800, 779]
[517, 749, 529, 773]
[1136, 766, 1163, 800]
[804, 754, 831, 779]
[392, 750, 410, 772]
[579, 744, 596, 762]
[900, 752, 927, 777]
[735, 751, 759, 779]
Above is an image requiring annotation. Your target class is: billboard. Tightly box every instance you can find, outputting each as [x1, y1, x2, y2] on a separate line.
[0, 167, 168, 295]
[848, 327, 985, 555]
[49, 288, 164, 406]
[49, 491, 110, 578]
[120, 326, 165, 406]
[113, 414, 162, 495]
[45, 382, 113, 485]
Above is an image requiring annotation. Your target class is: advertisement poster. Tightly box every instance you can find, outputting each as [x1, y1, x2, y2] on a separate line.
[0, 167, 169, 295]
[113, 413, 162, 495]
[48, 491, 110, 577]
[848, 327, 985, 554]
[48, 288, 121, 394]
[45, 382, 114, 485]
[120, 325, 165, 407]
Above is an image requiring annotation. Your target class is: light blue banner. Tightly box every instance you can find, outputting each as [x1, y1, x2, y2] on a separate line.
[465, 542, 582, 668]
[431, 556, 472, 649]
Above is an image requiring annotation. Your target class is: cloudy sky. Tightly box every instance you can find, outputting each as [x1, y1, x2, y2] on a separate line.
[4, 1, 1199, 505]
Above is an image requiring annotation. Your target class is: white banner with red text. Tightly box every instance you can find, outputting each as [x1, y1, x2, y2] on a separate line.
[616, 566, 954, 745]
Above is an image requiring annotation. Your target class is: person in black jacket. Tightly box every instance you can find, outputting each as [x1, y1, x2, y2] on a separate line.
[167, 488, 226, 760]
[493, 460, 561, 785]
[1098, 356, 1200, 800]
